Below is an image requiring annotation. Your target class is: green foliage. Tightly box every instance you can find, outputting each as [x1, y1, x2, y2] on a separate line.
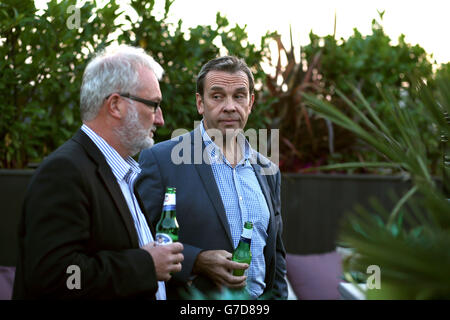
[303, 72, 450, 299]
[303, 17, 433, 100]
[340, 192, 450, 299]
[0, 0, 119, 168]
[0, 0, 274, 168]
[1, 3, 445, 173]
[269, 13, 439, 173]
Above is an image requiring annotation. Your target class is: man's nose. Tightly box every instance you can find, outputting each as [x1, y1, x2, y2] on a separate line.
[154, 107, 164, 126]
[223, 97, 237, 112]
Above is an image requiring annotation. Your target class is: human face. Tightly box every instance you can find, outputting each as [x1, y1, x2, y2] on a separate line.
[119, 68, 164, 155]
[196, 70, 254, 136]
[117, 102, 151, 156]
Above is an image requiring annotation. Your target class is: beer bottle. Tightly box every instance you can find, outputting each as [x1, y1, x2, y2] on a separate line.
[155, 187, 179, 245]
[232, 221, 253, 276]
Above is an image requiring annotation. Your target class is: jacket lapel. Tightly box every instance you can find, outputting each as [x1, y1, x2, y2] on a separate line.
[252, 160, 276, 272]
[190, 128, 234, 248]
[97, 165, 140, 247]
[73, 130, 140, 247]
[252, 162, 275, 219]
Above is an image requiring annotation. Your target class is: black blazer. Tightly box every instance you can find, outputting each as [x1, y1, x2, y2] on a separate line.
[136, 127, 288, 299]
[13, 130, 159, 299]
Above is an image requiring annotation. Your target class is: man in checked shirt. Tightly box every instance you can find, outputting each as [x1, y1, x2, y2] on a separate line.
[137, 56, 288, 300]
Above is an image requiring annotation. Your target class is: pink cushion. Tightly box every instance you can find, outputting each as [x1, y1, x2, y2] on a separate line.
[0, 266, 15, 300]
[286, 251, 342, 300]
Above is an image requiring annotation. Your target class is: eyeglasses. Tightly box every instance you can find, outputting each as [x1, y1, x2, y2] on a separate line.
[105, 93, 161, 113]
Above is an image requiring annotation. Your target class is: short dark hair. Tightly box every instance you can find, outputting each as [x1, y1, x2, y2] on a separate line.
[196, 56, 255, 97]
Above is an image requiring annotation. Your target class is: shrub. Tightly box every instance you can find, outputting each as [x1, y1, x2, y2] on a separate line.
[0, 0, 274, 168]
[0, 0, 119, 168]
[265, 13, 439, 173]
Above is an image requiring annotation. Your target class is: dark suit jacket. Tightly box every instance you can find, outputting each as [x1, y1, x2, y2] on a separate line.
[13, 130, 159, 299]
[136, 127, 288, 299]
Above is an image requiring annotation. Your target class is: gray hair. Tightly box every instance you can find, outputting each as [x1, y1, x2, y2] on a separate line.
[80, 45, 164, 122]
[196, 56, 254, 97]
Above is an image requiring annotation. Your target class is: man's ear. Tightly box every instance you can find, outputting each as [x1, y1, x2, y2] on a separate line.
[249, 93, 255, 112]
[196, 93, 204, 115]
[106, 94, 124, 120]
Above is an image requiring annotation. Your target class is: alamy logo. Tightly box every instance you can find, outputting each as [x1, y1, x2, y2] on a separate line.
[169, 122, 280, 175]
[66, 265, 81, 290]
[66, 5, 81, 30]
[366, 265, 381, 289]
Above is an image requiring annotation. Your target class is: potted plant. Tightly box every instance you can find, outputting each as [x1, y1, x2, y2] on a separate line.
[262, 15, 438, 256]
[261, 14, 442, 299]
[302, 67, 450, 299]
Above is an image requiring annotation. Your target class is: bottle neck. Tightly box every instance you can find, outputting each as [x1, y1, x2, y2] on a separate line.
[163, 204, 176, 211]
[241, 226, 252, 239]
[238, 236, 251, 246]
[163, 192, 176, 211]
[162, 209, 176, 218]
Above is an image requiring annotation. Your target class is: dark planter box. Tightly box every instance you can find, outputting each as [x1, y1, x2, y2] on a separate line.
[0, 170, 427, 264]
[0, 170, 34, 266]
[281, 173, 416, 255]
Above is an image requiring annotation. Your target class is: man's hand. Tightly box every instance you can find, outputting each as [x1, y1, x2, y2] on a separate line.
[192, 250, 248, 289]
[142, 242, 184, 281]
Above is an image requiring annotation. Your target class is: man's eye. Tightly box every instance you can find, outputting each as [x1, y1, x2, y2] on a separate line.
[213, 94, 222, 99]
[235, 94, 245, 99]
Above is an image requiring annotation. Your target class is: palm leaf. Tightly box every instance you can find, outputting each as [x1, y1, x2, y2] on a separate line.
[303, 73, 450, 299]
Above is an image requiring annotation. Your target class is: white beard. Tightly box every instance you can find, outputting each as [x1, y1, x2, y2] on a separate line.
[116, 103, 154, 157]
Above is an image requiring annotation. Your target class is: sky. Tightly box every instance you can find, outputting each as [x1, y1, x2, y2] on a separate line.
[148, 0, 450, 65]
[36, 0, 450, 65]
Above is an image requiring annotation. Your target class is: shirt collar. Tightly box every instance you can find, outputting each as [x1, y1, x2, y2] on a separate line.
[81, 124, 141, 182]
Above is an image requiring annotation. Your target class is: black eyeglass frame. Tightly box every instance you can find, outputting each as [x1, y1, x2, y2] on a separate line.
[105, 92, 161, 112]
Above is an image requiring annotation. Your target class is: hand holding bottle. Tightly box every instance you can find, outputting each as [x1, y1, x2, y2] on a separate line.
[142, 242, 184, 281]
[193, 249, 248, 289]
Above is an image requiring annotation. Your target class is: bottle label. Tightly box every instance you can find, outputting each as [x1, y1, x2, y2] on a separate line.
[155, 233, 173, 246]
[242, 227, 252, 239]
[163, 193, 176, 211]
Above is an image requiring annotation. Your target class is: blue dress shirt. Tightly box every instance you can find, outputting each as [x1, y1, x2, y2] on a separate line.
[200, 122, 270, 299]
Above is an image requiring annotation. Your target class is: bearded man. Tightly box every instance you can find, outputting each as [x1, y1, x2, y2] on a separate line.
[13, 45, 183, 300]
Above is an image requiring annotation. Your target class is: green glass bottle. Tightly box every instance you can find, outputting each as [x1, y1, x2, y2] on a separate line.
[232, 221, 253, 276]
[155, 187, 179, 245]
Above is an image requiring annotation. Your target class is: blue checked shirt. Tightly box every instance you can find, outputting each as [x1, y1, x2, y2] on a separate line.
[81, 125, 166, 300]
[200, 122, 270, 299]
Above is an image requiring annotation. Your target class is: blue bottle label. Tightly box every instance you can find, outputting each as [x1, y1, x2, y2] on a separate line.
[162, 193, 176, 211]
